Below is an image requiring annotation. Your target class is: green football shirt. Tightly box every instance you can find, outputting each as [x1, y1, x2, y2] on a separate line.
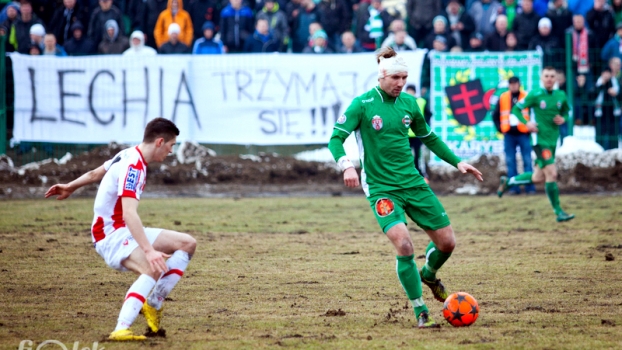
[512, 88, 570, 147]
[328, 86, 457, 196]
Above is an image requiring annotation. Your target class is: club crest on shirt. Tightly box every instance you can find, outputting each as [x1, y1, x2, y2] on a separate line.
[337, 114, 347, 124]
[125, 166, 140, 191]
[540, 100, 547, 109]
[556, 101, 562, 110]
[371, 115, 383, 131]
[375, 198, 395, 217]
[402, 115, 411, 128]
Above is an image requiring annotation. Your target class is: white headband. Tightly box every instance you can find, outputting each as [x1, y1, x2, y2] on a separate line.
[378, 55, 409, 79]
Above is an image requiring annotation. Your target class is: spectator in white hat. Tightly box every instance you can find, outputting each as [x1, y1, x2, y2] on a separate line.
[29, 23, 45, 51]
[159, 23, 191, 54]
[528, 17, 561, 66]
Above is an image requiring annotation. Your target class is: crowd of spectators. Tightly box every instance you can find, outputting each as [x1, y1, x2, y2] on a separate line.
[0, 0, 620, 147]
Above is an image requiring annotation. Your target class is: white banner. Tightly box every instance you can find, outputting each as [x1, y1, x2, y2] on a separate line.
[10, 51, 426, 145]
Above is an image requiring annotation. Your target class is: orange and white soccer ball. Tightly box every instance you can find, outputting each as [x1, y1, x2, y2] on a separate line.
[442, 292, 479, 327]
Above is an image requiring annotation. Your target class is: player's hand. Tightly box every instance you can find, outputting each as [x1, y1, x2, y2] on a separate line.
[457, 162, 483, 182]
[527, 121, 538, 132]
[145, 249, 171, 275]
[553, 115, 565, 125]
[343, 167, 360, 188]
[44, 184, 74, 200]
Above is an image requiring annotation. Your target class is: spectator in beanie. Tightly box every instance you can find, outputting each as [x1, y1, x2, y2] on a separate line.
[529, 17, 561, 67]
[123, 30, 158, 55]
[256, 0, 289, 51]
[388, 30, 413, 51]
[586, 0, 615, 49]
[12, 1, 44, 54]
[244, 18, 279, 52]
[154, 0, 194, 48]
[601, 23, 622, 63]
[64, 21, 96, 55]
[219, 0, 254, 53]
[513, 0, 541, 50]
[406, 0, 442, 45]
[466, 31, 485, 51]
[98, 19, 129, 54]
[158, 22, 191, 53]
[424, 15, 456, 50]
[382, 19, 417, 50]
[546, 0, 573, 46]
[484, 14, 508, 51]
[303, 28, 334, 53]
[88, 0, 124, 47]
[42, 33, 68, 56]
[49, 0, 89, 45]
[192, 20, 223, 54]
[338, 30, 362, 53]
[29, 23, 45, 51]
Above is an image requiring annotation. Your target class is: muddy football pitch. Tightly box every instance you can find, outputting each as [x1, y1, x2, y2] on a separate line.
[1, 195, 621, 349]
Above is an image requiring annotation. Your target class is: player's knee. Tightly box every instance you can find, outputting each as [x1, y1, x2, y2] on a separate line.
[442, 238, 456, 253]
[181, 234, 196, 255]
[398, 238, 414, 256]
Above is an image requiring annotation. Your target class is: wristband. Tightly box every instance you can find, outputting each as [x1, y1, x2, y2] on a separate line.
[337, 156, 354, 172]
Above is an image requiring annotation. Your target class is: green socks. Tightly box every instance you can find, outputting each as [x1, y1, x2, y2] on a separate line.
[545, 182, 562, 214]
[508, 172, 533, 186]
[421, 242, 452, 281]
[396, 255, 428, 318]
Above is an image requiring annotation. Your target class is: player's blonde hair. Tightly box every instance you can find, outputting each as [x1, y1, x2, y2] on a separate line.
[376, 47, 397, 64]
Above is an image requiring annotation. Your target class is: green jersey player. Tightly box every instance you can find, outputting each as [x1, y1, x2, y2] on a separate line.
[328, 48, 483, 328]
[497, 66, 575, 222]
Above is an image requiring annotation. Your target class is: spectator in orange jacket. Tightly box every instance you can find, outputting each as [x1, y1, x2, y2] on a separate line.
[154, 0, 193, 48]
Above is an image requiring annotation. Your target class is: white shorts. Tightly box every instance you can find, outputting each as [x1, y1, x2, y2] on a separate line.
[95, 227, 163, 271]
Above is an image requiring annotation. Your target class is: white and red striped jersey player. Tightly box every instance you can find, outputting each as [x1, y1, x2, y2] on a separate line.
[91, 146, 148, 244]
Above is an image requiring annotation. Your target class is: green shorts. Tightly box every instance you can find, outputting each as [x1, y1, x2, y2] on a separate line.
[533, 144, 556, 168]
[368, 186, 450, 233]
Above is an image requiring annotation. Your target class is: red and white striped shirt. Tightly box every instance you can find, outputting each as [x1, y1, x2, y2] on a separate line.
[91, 147, 148, 243]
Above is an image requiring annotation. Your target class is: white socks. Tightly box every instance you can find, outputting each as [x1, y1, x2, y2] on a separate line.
[147, 250, 191, 310]
[114, 274, 156, 331]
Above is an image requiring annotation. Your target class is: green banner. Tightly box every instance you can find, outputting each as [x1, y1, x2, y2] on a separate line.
[430, 52, 542, 163]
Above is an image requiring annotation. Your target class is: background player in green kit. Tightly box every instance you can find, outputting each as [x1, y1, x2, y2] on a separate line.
[328, 47, 483, 328]
[497, 67, 575, 222]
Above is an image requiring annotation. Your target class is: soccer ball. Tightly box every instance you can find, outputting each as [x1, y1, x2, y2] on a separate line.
[442, 292, 479, 327]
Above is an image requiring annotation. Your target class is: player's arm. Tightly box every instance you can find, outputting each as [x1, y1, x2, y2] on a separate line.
[44, 165, 107, 200]
[554, 95, 571, 125]
[328, 99, 362, 188]
[511, 91, 535, 125]
[122, 197, 169, 274]
[412, 104, 483, 181]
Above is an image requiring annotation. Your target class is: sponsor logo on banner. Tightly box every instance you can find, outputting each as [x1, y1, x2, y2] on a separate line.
[375, 198, 395, 217]
[372, 116, 383, 131]
[402, 115, 411, 128]
[125, 166, 139, 191]
[337, 114, 347, 124]
[540, 101, 547, 109]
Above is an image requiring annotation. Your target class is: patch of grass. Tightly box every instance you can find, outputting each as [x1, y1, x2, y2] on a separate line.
[0, 195, 621, 349]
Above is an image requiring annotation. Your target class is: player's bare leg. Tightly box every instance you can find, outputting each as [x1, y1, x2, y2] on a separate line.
[386, 224, 439, 328]
[419, 225, 454, 303]
[142, 230, 196, 334]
